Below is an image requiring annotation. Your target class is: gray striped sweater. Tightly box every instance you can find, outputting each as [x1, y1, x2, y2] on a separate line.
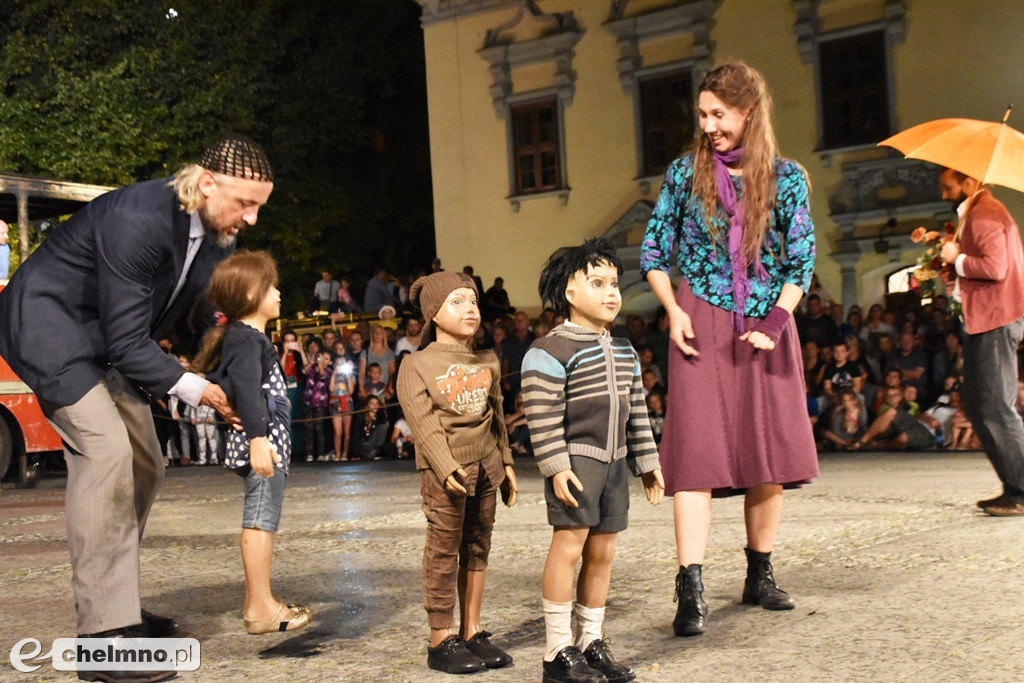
[521, 323, 660, 478]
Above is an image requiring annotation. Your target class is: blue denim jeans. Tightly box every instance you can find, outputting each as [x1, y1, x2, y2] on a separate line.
[237, 466, 287, 532]
[962, 317, 1024, 502]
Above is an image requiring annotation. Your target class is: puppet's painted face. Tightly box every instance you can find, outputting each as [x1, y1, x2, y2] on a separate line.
[433, 286, 481, 341]
[565, 261, 621, 333]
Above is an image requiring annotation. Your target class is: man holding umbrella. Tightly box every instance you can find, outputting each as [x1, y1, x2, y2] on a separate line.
[938, 168, 1024, 516]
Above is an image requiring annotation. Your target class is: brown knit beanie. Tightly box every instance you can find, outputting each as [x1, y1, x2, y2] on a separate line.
[410, 271, 478, 339]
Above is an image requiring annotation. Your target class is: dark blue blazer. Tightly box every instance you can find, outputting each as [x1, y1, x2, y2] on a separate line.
[0, 178, 234, 406]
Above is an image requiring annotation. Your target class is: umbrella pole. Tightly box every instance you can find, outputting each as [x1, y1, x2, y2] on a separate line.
[953, 188, 984, 241]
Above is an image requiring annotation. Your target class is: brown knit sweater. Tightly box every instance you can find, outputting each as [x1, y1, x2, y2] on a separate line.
[396, 342, 513, 482]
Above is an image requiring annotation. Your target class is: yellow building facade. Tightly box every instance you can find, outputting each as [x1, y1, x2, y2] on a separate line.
[415, 0, 1024, 316]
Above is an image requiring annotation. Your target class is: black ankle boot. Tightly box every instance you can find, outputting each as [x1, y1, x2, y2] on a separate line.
[672, 564, 708, 636]
[741, 547, 795, 610]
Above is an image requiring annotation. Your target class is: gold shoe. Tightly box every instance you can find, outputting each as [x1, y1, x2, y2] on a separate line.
[244, 603, 313, 635]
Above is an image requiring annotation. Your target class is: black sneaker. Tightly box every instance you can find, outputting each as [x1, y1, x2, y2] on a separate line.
[464, 630, 513, 669]
[582, 639, 635, 683]
[427, 636, 487, 674]
[542, 645, 608, 683]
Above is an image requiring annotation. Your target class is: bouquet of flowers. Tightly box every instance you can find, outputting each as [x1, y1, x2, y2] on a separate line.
[909, 221, 956, 296]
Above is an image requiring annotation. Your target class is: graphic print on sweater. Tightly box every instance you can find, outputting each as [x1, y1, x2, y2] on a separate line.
[435, 364, 492, 415]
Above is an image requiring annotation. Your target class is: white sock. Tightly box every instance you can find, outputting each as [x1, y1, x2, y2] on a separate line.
[543, 599, 573, 662]
[574, 603, 605, 652]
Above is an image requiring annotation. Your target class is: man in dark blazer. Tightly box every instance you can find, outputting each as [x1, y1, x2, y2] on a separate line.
[939, 168, 1024, 517]
[0, 137, 274, 659]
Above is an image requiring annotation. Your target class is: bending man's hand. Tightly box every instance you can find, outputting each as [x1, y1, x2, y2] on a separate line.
[201, 383, 240, 428]
[552, 469, 582, 508]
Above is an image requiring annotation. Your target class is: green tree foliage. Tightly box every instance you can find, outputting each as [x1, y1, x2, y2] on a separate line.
[0, 0, 434, 310]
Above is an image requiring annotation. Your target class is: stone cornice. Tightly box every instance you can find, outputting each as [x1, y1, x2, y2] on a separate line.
[415, 0, 520, 26]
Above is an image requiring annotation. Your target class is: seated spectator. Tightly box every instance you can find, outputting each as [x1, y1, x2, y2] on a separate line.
[364, 267, 396, 312]
[639, 347, 664, 386]
[1017, 380, 1024, 424]
[886, 330, 929, 404]
[873, 369, 904, 417]
[329, 277, 360, 326]
[902, 383, 921, 416]
[646, 392, 666, 445]
[503, 392, 532, 456]
[311, 269, 340, 314]
[839, 305, 863, 339]
[822, 340, 866, 413]
[851, 386, 935, 451]
[797, 293, 840, 347]
[822, 390, 868, 450]
[918, 381, 963, 446]
[463, 265, 485, 298]
[948, 406, 979, 450]
[859, 303, 896, 356]
[389, 408, 415, 459]
[641, 367, 666, 397]
[533, 322, 551, 339]
[351, 396, 389, 460]
[483, 276, 514, 319]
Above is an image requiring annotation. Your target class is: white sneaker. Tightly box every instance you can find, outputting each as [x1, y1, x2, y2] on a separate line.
[305, 455, 313, 462]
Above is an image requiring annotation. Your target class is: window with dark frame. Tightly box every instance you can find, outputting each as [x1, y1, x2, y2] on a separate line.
[511, 98, 561, 195]
[639, 71, 694, 177]
[818, 29, 891, 149]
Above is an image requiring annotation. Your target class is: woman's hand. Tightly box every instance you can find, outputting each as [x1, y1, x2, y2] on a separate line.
[551, 469, 583, 508]
[667, 305, 699, 356]
[249, 437, 281, 478]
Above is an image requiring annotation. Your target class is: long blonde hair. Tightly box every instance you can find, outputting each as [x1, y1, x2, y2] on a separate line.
[192, 251, 278, 372]
[691, 62, 777, 266]
[172, 164, 206, 213]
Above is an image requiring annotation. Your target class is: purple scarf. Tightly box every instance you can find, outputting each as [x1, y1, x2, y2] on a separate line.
[712, 146, 765, 332]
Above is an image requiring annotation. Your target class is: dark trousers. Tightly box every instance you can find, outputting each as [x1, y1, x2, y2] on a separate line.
[962, 317, 1024, 502]
[305, 405, 329, 457]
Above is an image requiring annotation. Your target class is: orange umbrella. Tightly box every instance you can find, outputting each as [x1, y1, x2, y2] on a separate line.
[878, 106, 1024, 194]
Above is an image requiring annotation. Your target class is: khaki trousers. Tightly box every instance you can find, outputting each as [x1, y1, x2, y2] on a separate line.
[41, 368, 164, 634]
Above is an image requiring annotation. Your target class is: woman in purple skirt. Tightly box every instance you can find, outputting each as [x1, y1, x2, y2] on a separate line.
[640, 62, 818, 637]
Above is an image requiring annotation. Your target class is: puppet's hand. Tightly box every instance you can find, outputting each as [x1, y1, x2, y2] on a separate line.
[740, 306, 790, 351]
[500, 465, 518, 507]
[444, 468, 469, 496]
[552, 469, 581, 508]
[249, 438, 277, 478]
[642, 469, 665, 506]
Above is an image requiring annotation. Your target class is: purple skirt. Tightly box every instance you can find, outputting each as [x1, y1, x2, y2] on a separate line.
[659, 280, 818, 497]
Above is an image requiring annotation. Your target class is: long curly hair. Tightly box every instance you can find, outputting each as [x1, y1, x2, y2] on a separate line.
[691, 62, 778, 266]
[192, 250, 278, 372]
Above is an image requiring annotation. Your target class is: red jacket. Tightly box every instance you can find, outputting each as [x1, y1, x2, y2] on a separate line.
[959, 189, 1024, 334]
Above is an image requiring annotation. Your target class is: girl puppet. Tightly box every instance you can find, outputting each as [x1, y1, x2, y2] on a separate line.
[396, 271, 518, 675]
[193, 250, 312, 635]
[640, 62, 818, 637]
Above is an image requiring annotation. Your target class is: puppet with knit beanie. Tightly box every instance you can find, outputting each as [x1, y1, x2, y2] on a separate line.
[521, 237, 665, 683]
[396, 270, 518, 675]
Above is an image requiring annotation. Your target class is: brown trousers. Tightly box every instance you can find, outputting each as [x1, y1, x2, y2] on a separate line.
[420, 450, 501, 630]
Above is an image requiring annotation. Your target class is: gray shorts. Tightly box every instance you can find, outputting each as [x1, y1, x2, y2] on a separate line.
[891, 410, 936, 451]
[237, 466, 287, 532]
[545, 455, 629, 533]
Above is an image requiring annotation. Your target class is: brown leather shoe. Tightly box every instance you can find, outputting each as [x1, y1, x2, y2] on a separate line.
[977, 493, 1012, 510]
[983, 499, 1024, 517]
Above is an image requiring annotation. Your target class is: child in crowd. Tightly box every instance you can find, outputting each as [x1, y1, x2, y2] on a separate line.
[822, 390, 868, 449]
[396, 270, 518, 675]
[192, 403, 219, 465]
[304, 350, 333, 461]
[192, 251, 311, 635]
[363, 362, 391, 402]
[522, 237, 664, 683]
[169, 355, 194, 465]
[503, 392, 532, 456]
[330, 345, 356, 461]
[646, 391, 666, 444]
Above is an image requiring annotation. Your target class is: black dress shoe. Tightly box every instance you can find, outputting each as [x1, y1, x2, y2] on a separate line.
[427, 636, 487, 674]
[77, 627, 176, 682]
[141, 609, 178, 637]
[542, 646, 607, 683]
[582, 639, 634, 682]
[464, 630, 513, 669]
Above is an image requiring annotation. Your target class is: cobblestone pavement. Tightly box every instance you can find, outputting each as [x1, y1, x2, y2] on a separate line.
[1, 451, 1023, 682]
